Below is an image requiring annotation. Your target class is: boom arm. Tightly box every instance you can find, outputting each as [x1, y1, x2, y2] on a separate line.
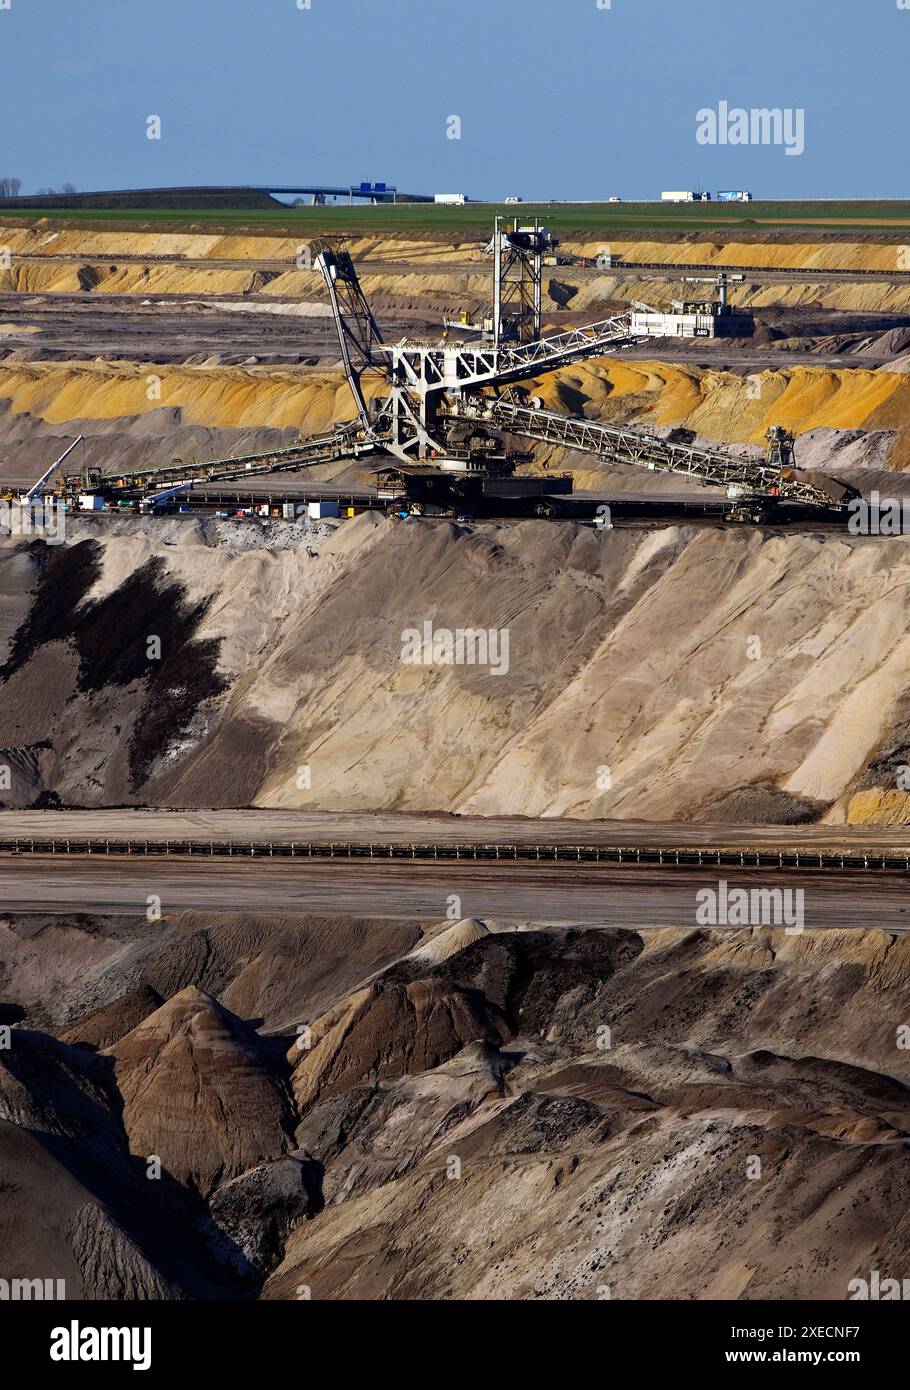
[85, 423, 379, 501]
[315, 243, 385, 430]
[24, 435, 84, 502]
[448, 397, 853, 510]
[493, 314, 638, 381]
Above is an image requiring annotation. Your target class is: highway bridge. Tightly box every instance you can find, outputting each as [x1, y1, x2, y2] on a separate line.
[0, 182, 436, 209]
[261, 183, 434, 204]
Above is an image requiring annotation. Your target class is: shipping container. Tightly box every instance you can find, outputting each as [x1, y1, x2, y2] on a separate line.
[307, 500, 340, 520]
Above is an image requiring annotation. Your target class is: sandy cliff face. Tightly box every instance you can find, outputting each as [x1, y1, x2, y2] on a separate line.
[4, 225, 910, 313]
[0, 513, 908, 825]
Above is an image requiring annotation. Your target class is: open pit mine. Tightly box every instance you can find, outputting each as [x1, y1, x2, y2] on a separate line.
[4, 209, 910, 1311]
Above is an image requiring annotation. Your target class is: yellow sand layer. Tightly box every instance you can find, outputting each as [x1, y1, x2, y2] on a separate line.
[0, 359, 905, 443]
[596, 276, 910, 315]
[0, 361, 363, 433]
[569, 237, 910, 274]
[3, 223, 910, 313]
[0, 226, 481, 265]
[532, 360, 906, 443]
[847, 790, 910, 826]
[5, 258, 909, 316]
[1, 224, 901, 274]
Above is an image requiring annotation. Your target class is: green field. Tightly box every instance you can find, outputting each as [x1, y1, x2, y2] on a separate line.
[5, 200, 910, 238]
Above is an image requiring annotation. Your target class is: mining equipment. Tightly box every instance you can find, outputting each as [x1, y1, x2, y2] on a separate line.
[629, 272, 753, 339]
[8, 435, 85, 505]
[442, 307, 495, 338]
[684, 271, 744, 312]
[65, 220, 856, 522]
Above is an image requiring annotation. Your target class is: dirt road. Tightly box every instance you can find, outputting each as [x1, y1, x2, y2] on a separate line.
[1, 810, 908, 928]
[2, 807, 910, 849]
[0, 856, 904, 926]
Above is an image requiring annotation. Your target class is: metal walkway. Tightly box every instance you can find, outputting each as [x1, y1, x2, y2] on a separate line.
[493, 314, 639, 381]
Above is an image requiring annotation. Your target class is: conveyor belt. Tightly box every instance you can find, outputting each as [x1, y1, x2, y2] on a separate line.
[448, 397, 847, 509]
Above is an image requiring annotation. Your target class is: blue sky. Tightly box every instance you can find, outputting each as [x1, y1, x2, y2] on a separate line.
[2, 0, 907, 199]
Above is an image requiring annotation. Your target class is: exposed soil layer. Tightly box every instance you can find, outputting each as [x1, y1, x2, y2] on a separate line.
[0, 537, 225, 796]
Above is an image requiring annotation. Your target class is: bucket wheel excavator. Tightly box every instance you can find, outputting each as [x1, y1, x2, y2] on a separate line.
[66, 218, 856, 521]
